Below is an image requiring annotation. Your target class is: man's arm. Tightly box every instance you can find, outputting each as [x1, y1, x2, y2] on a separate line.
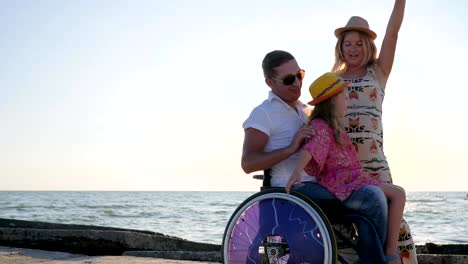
[241, 126, 315, 174]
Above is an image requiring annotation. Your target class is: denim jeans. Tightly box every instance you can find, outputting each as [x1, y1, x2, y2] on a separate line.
[343, 185, 388, 263]
[343, 185, 388, 244]
[293, 182, 388, 263]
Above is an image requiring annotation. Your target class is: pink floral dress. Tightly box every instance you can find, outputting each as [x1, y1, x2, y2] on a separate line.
[303, 119, 380, 201]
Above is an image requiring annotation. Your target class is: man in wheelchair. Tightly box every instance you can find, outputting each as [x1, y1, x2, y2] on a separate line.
[236, 50, 391, 263]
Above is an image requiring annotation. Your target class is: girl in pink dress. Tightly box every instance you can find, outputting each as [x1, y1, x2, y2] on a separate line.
[285, 72, 406, 264]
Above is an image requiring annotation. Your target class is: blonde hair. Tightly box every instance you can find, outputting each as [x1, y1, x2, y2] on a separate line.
[332, 31, 377, 74]
[309, 98, 344, 146]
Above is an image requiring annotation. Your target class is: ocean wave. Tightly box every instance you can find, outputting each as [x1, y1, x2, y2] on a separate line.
[101, 209, 160, 218]
[78, 204, 131, 209]
[2, 205, 35, 210]
[406, 199, 446, 203]
[208, 202, 244, 207]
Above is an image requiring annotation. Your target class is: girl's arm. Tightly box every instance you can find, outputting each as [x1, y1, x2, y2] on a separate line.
[285, 150, 312, 193]
[376, 0, 406, 85]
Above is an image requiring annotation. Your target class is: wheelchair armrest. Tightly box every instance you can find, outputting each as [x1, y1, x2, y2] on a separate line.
[251, 170, 272, 190]
[252, 175, 264, 180]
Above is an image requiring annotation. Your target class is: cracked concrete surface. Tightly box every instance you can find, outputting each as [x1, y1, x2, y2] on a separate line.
[0, 246, 217, 264]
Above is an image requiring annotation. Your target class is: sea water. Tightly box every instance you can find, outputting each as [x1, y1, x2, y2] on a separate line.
[0, 191, 467, 245]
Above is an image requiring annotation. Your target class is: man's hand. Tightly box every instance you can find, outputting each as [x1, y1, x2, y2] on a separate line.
[289, 126, 315, 153]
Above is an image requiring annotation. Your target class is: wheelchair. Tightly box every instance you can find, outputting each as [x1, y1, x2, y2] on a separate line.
[222, 170, 387, 264]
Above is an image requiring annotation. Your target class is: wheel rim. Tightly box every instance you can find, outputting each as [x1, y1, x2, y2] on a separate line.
[223, 192, 334, 263]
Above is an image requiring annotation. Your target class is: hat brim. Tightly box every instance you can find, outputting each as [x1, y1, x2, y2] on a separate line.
[335, 27, 377, 40]
[308, 81, 349, 106]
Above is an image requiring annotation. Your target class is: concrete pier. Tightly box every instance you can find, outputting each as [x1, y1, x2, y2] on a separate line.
[0, 218, 220, 262]
[0, 246, 218, 264]
[1, 218, 467, 263]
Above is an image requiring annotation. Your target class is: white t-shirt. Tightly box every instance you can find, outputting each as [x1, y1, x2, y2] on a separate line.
[243, 91, 317, 187]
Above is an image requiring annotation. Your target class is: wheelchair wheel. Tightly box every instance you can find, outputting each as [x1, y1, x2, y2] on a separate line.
[222, 188, 338, 264]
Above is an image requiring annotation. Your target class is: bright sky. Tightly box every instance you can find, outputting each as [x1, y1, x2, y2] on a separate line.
[1, 0, 467, 191]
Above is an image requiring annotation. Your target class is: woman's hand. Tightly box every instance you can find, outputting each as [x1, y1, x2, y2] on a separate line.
[285, 171, 303, 194]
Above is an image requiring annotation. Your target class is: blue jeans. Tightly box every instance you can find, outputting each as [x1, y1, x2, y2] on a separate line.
[294, 182, 388, 263]
[343, 185, 388, 263]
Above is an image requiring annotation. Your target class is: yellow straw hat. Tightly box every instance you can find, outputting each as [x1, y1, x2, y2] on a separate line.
[308, 73, 349, 105]
[334, 16, 377, 40]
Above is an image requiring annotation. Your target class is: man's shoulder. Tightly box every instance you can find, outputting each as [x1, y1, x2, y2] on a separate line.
[248, 98, 278, 114]
[243, 99, 271, 131]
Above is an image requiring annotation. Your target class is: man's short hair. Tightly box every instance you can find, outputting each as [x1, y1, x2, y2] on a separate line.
[262, 50, 295, 79]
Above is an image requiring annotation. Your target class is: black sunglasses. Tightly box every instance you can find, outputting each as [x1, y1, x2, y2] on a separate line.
[271, 69, 305, 86]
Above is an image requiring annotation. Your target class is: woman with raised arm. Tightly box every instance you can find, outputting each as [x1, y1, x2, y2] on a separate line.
[331, 0, 417, 263]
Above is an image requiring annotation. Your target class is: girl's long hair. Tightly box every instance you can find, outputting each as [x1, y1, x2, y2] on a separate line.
[309, 98, 344, 146]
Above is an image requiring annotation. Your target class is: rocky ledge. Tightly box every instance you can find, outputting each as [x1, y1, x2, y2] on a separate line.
[0, 218, 221, 262]
[1, 218, 467, 263]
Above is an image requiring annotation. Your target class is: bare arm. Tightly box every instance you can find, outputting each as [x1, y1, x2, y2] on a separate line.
[376, 0, 406, 85]
[241, 126, 315, 174]
[285, 150, 312, 193]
